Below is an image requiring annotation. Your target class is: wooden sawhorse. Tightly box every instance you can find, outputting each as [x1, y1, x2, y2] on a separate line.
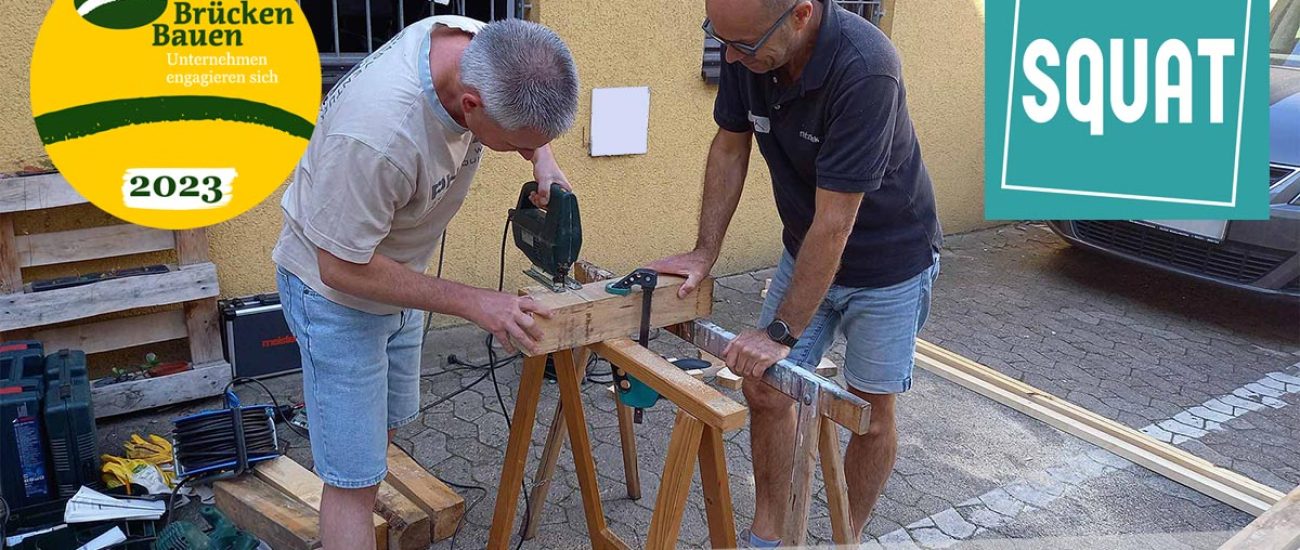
[488, 262, 874, 548]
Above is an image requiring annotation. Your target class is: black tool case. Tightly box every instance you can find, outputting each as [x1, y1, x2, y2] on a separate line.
[220, 293, 302, 379]
[0, 342, 53, 509]
[42, 349, 100, 497]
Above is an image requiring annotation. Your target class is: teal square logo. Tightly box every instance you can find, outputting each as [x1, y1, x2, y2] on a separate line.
[986, 0, 1270, 220]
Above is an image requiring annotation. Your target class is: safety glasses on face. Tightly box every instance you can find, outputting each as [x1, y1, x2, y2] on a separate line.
[701, 1, 800, 58]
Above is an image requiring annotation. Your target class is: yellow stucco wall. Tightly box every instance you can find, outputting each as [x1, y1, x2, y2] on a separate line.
[888, 0, 990, 234]
[2, 0, 988, 330]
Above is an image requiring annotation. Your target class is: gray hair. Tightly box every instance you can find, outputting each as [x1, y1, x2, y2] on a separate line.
[459, 19, 580, 140]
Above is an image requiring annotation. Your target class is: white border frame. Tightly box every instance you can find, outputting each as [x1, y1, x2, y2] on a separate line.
[999, 0, 1251, 207]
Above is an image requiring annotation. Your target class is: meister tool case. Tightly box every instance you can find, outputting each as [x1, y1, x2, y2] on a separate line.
[219, 293, 302, 380]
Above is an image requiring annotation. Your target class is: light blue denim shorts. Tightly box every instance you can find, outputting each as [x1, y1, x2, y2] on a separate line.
[759, 251, 940, 394]
[276, 267, 423, 488]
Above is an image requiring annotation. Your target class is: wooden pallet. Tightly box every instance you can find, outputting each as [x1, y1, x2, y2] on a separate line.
[0, 172, 230, 418]
[214, 447, 464, 550]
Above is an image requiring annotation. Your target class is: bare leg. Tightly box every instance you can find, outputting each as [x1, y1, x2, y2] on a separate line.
[742, 379, 797, 542]
[321, 483, 381, 550]
[844, 391, 898, 537]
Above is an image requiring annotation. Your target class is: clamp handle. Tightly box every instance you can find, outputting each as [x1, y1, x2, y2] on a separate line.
[605, 268, 659, 296]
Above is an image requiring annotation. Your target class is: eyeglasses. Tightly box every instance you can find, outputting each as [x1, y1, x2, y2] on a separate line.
[701, 2, 801, 58]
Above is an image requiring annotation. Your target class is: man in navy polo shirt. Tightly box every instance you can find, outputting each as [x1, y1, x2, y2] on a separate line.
[649, 0, 942, 544]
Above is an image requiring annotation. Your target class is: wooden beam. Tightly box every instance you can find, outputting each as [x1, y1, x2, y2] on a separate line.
[14, 224, 174, 268]
[25, 309, 186, 356]
[0, 172, 87, 213]
[375, 482, 432, 550]
[669, 320, 871, 435]
[912, 344, 1283, 516]
[591, 338, 748, 432]
[385, 444, 465, 542]
[213, 476, 322, 550]
[0, 262, 219, 332]
[0, 215, 21, 295]
[1221, 484, 1300, 549]
[92, 360, 230, 418]
[518, 274, 712, 357]
[254, 457, 389, 548]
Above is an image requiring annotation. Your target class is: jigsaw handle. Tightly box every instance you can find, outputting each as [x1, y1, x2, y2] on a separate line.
[515, 181, 570, 211]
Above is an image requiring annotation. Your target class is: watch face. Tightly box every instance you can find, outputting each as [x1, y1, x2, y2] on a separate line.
[767, 320, 788, 340]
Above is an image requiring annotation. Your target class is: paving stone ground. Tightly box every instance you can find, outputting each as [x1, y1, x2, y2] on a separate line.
[98, 223, 1299, 548]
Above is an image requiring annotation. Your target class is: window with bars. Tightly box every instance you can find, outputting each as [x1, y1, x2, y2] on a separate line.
[305, 0, 532, 90]
[701, 0, 887, 84]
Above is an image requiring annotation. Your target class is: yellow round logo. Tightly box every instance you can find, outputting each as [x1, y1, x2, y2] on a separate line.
[30, 0, 320, 229]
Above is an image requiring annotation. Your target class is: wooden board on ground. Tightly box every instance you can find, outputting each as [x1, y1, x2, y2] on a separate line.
[254, 457, 389, 548]
[1220, 484, 1300, 550]
[91, 360, 231, 419]
[518, 275, 713, 357]
[214, 475, 322, 550]
[386, 444, 465, 541]
[913, 341, 1283, 516]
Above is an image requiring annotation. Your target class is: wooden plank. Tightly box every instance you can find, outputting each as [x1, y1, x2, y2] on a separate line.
[0, 172, 87, 213]
[0, 215, 21, 295]
[0, 262, 219, 331]
[1220, 484, 1300, 550]
[375, 482, 432, 550]
[917, 340, 1240, 475]
[92, 360, 230, 418]
[912, 350, 1281, 516]
[28, 310, 186, 356]
[184, 298, 224, 365]
[518, 275, 712, 357]
[698, 426, 737, 549]
[552, 349, 615, 548]
[646, 410, 704, 550]
[254, 457, 389, 548]
[13, 224, 174, 268]
[819, 417, 857, 546]
[213, 476, 322, 550]
[669, 320, 871, 435]
[174, 229, 210, 265]
[591, 338, 747, 432]
[487, 355, 547, 550]
[386, 444, 465, 542]
[522, 400, 566, 540]
[782, 397, 821, 546]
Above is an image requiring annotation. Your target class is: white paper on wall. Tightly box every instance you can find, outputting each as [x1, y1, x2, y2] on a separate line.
[590, 87, 650, 157]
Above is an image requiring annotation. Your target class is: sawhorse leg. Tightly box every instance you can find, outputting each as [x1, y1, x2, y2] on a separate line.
[488, 355, 547, 549]
[490, 351, 628, 549]
[644, 410, 738, 550]
[819, 417, 858, 546]
[522, 354, 642, 540]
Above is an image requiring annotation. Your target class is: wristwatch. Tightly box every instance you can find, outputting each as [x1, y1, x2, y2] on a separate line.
[765, 319, 799, 347]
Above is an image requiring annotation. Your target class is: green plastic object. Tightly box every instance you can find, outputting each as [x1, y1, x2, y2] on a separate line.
[616, 358, 709, 409]
[154, 506, 258, 550]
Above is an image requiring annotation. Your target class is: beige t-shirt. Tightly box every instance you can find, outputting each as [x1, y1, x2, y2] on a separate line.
[273, 16, 486, 315]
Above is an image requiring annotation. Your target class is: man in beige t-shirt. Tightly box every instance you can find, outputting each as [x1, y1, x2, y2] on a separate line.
[271, 15, 579, 549]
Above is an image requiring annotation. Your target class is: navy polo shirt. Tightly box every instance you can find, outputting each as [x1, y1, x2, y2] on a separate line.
[714, 1, 942, 289]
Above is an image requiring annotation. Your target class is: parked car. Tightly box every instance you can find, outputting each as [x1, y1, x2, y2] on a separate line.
[1047, 0, 1300, 299]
